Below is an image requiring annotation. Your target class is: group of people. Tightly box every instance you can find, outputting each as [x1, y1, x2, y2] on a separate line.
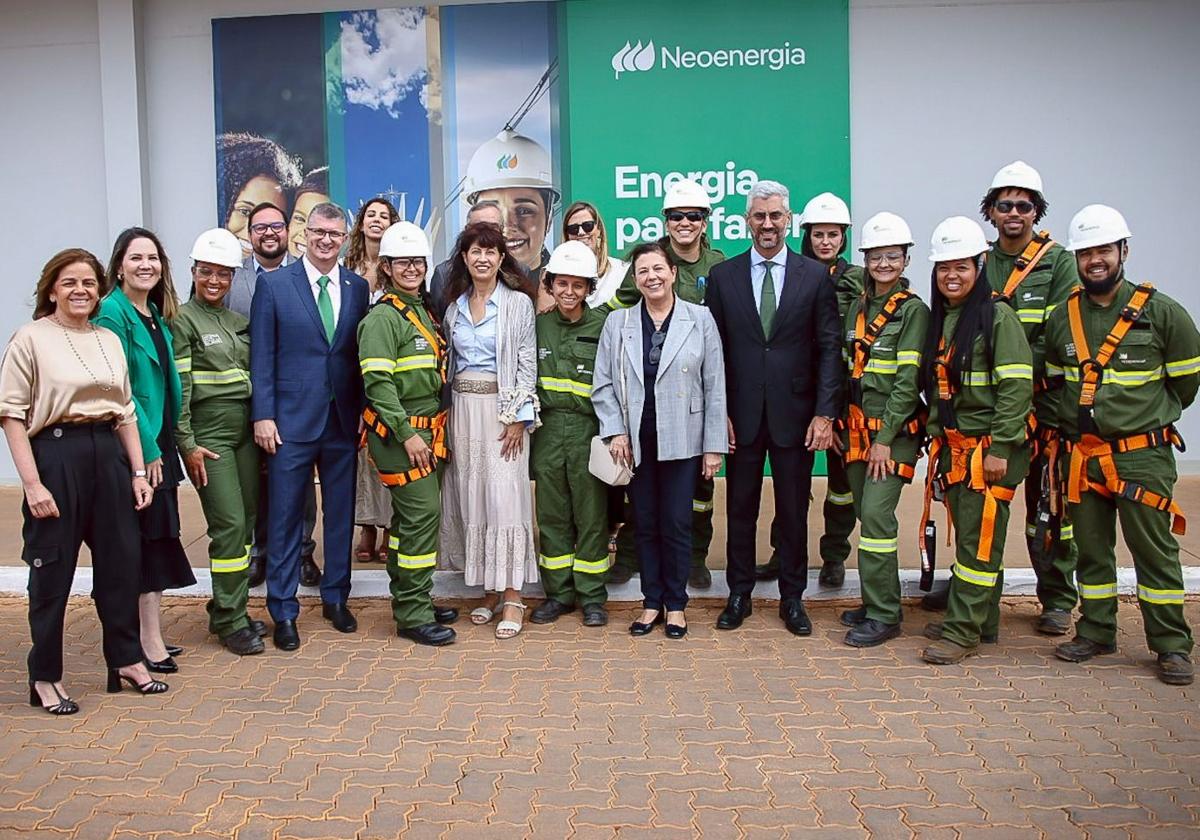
[4, 159, 1196, 716]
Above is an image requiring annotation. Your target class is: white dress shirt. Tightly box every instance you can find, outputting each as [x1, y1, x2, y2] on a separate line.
[302, 256, 342, 324]
[749, 247, 787, 313]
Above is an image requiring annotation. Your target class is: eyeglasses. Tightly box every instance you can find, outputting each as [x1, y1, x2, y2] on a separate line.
[995, 200, 1035, 215]
[665, 211, 706, 223]
[250, 221, 286, 235]
[391, 257, 427, 272]
[565, 220, 597, 236]
[307, 228, 347, 241]
[648, 330, 667, 365]
[865, 251, 906, 266]
[195, 265, 234, 281]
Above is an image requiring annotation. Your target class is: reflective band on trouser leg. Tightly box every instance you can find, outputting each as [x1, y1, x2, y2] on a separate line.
[211, 552, 250, 573]
[379, 430, 441, 630]
[1069, 484, 1122, 647]
[532, 417, 579, 606]
[846, 460, 904, 625]
[568, 422, 612, 606]
[941, 482, 1012, 648]
[1079, 582, 1118, 600]
[821, 453, 855, 565]
[539, 553, 574, 570]
[691, 474, 715, 570]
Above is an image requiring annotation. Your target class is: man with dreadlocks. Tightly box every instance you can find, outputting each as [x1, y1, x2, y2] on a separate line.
[919, 217, 1033, 665]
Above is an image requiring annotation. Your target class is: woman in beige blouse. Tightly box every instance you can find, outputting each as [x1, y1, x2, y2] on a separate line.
[0, 249, 166, 714]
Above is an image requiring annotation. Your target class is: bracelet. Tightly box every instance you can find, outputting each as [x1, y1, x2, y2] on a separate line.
[133, 469, 147, 478]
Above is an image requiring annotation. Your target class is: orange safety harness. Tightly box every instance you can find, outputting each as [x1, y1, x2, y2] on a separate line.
[843, 288, 922, 481]
[992, 230, 1055, 303]
[1061, 283, 1187, 534]
[360, 294, 450, 487]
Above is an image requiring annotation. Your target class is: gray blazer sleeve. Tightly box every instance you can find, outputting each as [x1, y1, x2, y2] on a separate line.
[592, 311, 626, 440]
[699, 306, 729, 454]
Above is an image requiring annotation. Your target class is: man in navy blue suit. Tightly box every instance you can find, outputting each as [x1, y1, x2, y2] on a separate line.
[250, 202, 369, 650]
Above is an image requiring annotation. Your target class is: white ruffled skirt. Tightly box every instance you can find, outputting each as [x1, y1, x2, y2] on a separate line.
[439, 372, 537, 591]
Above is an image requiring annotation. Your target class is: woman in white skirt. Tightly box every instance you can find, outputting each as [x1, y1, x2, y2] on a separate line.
[440, 221, 539, 639]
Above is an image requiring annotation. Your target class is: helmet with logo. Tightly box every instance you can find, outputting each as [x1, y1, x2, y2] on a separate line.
[800, 192, 851, 227]
[662, 178, 712, 212]
[929, 216, 989, 262]
[190, 228, 243, 269]
[989, 160, 1044, 196]
[379, 221, 431, 261]
[464, 129, 559, 211]
[1066, 204, 1132, 252]
[544, 240, 598, 279]
[858, 212, 914, 252]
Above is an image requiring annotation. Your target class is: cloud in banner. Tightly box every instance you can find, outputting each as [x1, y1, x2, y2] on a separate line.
[340, 8, 428, 117]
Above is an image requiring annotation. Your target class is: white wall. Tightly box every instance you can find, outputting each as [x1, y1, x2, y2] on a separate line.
[2, 0, 1199, 480]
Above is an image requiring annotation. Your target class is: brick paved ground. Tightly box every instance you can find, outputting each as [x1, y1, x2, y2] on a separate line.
[0, 595, 1197, 840]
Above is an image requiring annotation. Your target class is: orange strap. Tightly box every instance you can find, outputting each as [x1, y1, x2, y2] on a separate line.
[1065, 427, 1186, 535]
[842, 403, 921, 479]
[850, 289, 916, 381]
[382, 293, 448, 385]
[998, 231, 1055, 300]
[918, 430, 1015, 563]
[365, 410, 449, 487]
[1067, 283, 1155, 416]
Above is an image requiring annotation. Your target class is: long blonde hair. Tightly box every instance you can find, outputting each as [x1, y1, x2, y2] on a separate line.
[561, 200, 612, 277]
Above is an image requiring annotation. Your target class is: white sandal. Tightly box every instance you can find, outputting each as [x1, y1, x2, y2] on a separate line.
[495, 601, 527, 639]
[470, 601, 499, 625]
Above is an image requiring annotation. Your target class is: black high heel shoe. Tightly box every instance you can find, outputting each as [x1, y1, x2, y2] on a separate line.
[107, 669, 169, 695]
[29, 682, 79, 715]
[164, 644, 184, 657]
[143, 654, 178, 674]
[630, 610, 665, 636]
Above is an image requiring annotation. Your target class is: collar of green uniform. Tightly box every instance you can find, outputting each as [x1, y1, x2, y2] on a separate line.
[867, 276, 910, 301]
[194, 298, 227, 314]
[1081, 274, 1130, 310]
[386, 288, 424, 306]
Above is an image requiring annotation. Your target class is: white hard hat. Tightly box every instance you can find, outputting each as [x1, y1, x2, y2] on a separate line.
[801, 192, 851, 226]
[544, 240, 598, 278]
[929, 216, 989, 263]
[1066, 204, 1133, 252]
[662, 178, 712, 212]
[858, 212, 914, 252]
[989, 160, 1044, 196]
[379, 221, 431, 260]
[464, 129, 560, 210]
[190, 228, 243, 269]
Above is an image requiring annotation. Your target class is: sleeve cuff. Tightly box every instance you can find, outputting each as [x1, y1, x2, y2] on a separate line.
[989, 441, 1015, 461]
[873, 427, 898, 447]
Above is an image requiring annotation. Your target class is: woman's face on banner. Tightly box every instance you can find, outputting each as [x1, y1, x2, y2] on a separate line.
[227, 175, 286, 256]
[476, 188, 547, 272]
[289, 190, 332, 258]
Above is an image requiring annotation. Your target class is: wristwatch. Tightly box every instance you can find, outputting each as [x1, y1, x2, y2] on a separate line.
[133, 469, 147, 478]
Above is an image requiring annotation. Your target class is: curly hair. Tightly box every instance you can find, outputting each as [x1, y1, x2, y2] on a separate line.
[344, 198, 400, 276]
[216, 132, 302, 223]
[979, 187, 1048, 226]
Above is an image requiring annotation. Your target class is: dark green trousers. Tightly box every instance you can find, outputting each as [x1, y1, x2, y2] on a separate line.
[846, 455, 914, 626]
[820, 452, 856, 565]
[1023, 444, 1079, 611]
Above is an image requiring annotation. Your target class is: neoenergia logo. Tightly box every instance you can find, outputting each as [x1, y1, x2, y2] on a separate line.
[496, 155, 519, 171]
[612, 40, 656, 79]
[611, 39, 806, 80]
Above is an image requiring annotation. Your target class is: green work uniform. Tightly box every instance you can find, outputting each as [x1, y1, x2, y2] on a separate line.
[532, 306, 609, 606]
[928, 301, 1033, 647]
[986, 238, 1080, 611]
[607, 236, 726, 575]
[358, 290, 445, 630]
[841, 279, 929, 624]
[1044, 277, 1200, 654]
[172, 298, 256, 639]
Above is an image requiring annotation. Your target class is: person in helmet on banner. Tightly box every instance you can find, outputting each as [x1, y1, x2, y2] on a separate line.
[172, 228, 267, 656]
[837, 213, 929, 648]
[464, 129, 559, 278]
[1043, 205, 1198, 686]
[919, 217, 1032, 665]
[529, 241, 611, 628]
[358, 222, 458, 646]
[607, 178, 726, 589]
[757, 192, 862, 588]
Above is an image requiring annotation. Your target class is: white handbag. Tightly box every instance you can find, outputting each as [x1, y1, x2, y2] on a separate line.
[589, 310, 634, 486]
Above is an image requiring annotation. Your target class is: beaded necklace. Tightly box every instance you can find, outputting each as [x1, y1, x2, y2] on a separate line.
[51, 314, 116, 392]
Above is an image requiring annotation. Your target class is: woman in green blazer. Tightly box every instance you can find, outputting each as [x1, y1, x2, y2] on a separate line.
[95, 228, 194, 673]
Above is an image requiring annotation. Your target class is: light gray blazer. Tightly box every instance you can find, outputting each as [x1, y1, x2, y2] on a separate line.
[228, 252, 294, 320]
[592, 298, 728, 467]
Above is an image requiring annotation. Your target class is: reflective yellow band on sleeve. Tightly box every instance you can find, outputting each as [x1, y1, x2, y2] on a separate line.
[1079, 581, 1118, 600]
[1016, 308, 1047, 324]
[952, 563, 999, 588]
[994, 363, 1034, 381]
[1137, 584, 1185, 605]
[858, 536, 897, 554]
[360, 357, 395, 374]
[1166, 357, 1200, 377]
[175, 356, 192, 374]
[572, 557, 609, 574]
[539, 553, 574, 570]
[1059, 524, 1073, 541]
[863, 359, 899, 375]
[897, 350, 922, 366]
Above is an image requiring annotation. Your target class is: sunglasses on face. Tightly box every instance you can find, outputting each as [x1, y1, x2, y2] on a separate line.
[665, 211, 706, 223]
[565, 220, 597, 236]
[250, 221, 286, 235]
[995, 200, 1035, 215]
[648, 330, 667, 365]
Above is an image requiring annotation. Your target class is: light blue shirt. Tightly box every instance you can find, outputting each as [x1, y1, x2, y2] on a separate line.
[750, 247, 786, 313]
[453, 291, 533, 423]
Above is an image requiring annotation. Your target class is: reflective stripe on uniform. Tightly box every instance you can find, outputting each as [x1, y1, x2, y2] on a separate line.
[1079, 581, 1118, 600]
[1166, 356, 1200, 377]
[994, 363, 1034, 381]
[175, 356, 192, 374]
[191, 368, 250, 385]
[1056, 366, 1164, 386]
[692, 499, 714, 513]
[539, 376, 593, 398]
[386, 535, 437, 568]
[1016, 308, 1047, 325]
[827, 491, 854, 506]
[573, 557, 609, 574]
[360, 357, 395, 374]
[393, 354, 439, 372]
[211, 552, 250, 573]
[859, 535, 897, 554]
[539, 553, 574, 570]
[897, 350, 922, 367]
[952, 563, 999, 588]
[1137, 584, 1185, 605]
[1059, 523, 1073, 541]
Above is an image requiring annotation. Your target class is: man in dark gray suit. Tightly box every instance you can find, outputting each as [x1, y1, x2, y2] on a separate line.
[428, 200, 503, 320]
[229, 202, 318, 588]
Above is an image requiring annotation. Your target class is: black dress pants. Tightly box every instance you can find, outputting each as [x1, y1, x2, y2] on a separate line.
[628, 426, 698, 612]
[24, 423, 143, 681]
[724, 421, 814, 601]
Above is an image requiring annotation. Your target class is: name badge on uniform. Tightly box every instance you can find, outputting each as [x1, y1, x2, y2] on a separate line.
[201, 333, 223, 347]
[414, 336, 430, 351]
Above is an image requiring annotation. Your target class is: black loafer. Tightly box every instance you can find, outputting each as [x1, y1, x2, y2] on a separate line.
[143, 654, 178, 674]
[322, 602, 358, 633]
[840, 605, 868, 627]
[273, 620, 300, 651]
[398, 622, 457, 646]
[845, 618, 902, 648]
[299, 556, 322, 587]
[221, 626, 265, 656]
[630, 611, 664, 636]
[780, 599, 812, 636]
[164, 644, 184, 657]
[582, 604, 608, 627]
[248, 556, 266, 588]
[716, 594, 752, 630]
[434, 606, 459, 625]
[530, 599, 575, 624]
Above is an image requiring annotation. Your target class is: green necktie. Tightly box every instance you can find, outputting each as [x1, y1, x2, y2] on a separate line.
[760, 260, 777, 336]
[317, 275, 335, 343]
